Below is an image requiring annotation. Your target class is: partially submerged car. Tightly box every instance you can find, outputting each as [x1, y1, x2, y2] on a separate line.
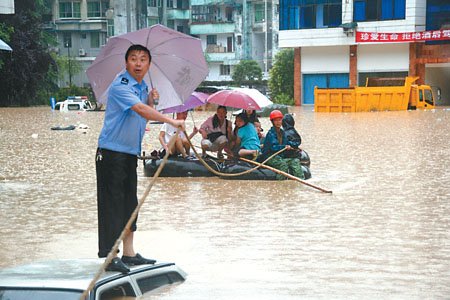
[0, 259, 187, 299]
[54, 96, 94, 112]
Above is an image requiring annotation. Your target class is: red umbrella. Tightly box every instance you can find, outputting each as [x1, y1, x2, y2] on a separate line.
[206, 88, 272, 110]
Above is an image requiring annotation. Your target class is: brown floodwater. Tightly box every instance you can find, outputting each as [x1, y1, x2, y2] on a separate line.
[1, 106, 449, 299]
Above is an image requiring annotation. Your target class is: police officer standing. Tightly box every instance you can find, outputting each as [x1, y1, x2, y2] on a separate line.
[96, 44, 185, 273]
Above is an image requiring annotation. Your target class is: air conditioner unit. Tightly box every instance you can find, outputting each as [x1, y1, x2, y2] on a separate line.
[79, 48, 86, 57]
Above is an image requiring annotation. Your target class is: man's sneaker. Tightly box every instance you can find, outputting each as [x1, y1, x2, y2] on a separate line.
[105, 257, 130, 273]
[122, 253, 156, 266]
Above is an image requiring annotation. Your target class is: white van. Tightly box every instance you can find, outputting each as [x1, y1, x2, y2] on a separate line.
[54, 96, 93, 112]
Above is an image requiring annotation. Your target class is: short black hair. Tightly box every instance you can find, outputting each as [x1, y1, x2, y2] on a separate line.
[236, 112, 249, 124]
[125, 44, 152, 62]
[217, 105, 227, 112]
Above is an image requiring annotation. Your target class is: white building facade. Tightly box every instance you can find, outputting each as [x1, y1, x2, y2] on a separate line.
[278, 0, 450, 105]
[46, 0, 279, 88]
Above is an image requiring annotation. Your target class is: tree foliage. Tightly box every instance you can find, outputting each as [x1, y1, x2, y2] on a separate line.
[232, 60, 263, 87]
[268, 49, 294, 105]
[0, 0, 54, 106]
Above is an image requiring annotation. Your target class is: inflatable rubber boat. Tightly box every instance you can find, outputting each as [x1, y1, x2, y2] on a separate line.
[142, 150, 311, 180]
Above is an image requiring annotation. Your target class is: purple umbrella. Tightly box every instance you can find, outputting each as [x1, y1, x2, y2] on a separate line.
[161, 91, 209, 114]
[86, 24, 209, 111]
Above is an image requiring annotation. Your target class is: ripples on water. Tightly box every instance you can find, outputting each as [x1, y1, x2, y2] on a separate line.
[1, 106, 450, 299]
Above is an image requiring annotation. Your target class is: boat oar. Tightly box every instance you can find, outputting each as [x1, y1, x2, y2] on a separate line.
[239, 156, 333, 194]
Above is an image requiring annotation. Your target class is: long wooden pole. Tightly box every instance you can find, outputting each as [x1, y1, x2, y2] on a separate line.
[239, 157, 333, 193]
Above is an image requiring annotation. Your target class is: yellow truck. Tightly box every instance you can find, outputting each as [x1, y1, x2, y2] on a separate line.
[314, 76, 435, 112]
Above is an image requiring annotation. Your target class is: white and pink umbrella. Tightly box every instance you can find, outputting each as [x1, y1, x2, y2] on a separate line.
[206, 88, 272, 110]
[86, 24, 209, 111]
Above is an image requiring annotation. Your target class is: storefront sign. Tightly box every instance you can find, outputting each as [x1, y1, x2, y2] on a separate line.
[356, 29, 450, 43]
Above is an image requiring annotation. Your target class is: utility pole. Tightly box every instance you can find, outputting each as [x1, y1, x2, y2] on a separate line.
[264, 0, 268, 75]
[66, 41, 72, 87]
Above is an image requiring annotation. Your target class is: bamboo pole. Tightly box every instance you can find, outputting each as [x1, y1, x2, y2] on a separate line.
[239, 157, 332, 193]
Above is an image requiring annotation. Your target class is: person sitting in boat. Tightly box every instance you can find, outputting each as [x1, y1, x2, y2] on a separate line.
[244, 109, 259, 124]
[199, 105, 232, 159]
[254, 119, 265, 145]
[233, 112, 261, 159]
[159, 111, 198, 159]
[258, 110, 305, 180]
[282, 113, 302, 159]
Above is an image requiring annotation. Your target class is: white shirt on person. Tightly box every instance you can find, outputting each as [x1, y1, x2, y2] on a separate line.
[160, 123, 186, 144]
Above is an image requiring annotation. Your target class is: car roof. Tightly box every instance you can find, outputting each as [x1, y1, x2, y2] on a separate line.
[0, 259, 180, 291]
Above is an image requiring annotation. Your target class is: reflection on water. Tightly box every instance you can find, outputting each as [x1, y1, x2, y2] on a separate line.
[1, 106, 450, 299]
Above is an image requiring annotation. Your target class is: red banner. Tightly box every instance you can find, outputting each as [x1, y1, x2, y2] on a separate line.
[356, 29, 450, 43]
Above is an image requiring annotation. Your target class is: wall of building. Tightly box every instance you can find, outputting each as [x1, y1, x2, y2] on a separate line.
[279, 0, 426, 49]
[301, 46, 349, 73]
[358, 43, 409, 72]
[113, 0, 138, 35]
[0, 0, 14, 14]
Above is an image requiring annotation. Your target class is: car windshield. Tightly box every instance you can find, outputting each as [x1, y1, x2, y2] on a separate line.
[0, 288, 84, 300]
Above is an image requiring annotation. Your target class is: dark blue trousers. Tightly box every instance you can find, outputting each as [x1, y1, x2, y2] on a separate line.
[96, 148, 138, 258]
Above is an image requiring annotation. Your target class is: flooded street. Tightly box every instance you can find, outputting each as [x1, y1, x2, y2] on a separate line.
[1, 106, 450, 299]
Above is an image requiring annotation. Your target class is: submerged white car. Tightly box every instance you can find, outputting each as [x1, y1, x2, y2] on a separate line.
[54, 96, 94, 112]
[0, 259, 187, 299]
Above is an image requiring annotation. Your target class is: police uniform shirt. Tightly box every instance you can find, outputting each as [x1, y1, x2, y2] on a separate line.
[98, 71, 149, 156]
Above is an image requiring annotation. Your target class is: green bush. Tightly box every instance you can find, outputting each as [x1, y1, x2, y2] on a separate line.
[273, 93, 294, 106]
[56, 86, 94, 102]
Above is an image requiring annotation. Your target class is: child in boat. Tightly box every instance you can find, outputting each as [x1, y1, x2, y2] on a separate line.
[159, 111, 198, 158]
[258, 110, 304, 180]
[233, 112, 261, 159]
[282, 113, 302, 159]
[254, 119, 265, 145]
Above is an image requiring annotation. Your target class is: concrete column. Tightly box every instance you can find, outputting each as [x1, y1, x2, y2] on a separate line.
[349, 45, 357, 87]
[416, 63, 425, 85]
[294, 47, 301, 106]
[80, 0, 87, 20]
[409, 43, 425, 85]
[409, 43, 417, 77]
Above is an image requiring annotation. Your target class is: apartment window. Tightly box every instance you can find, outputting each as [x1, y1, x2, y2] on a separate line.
[59, 1, 81, 18]
[91, 32, 100, 48]
[177, 0, 187, 9]
[167, 0, 174, 8]
[192, 5, 213, 23]
[63, 33, 72, 48]
[353, 0, 405, 22]
[206, 35, 217, 45]
[226, 7, 233, 21]
[426, 0, 450, 31]
[237, 35, 242, 45]
[425, 0, 450, 45]
[87, 1, 109, 18]
[227, 36, 233, 52]
[220, 65, 231, 76]
[280, 0, 341, 30]
[148, 17, 159, 26]
[148, 0, 162, 6]
[107, 19, 114, 37]
[255, 4, 264, 22]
